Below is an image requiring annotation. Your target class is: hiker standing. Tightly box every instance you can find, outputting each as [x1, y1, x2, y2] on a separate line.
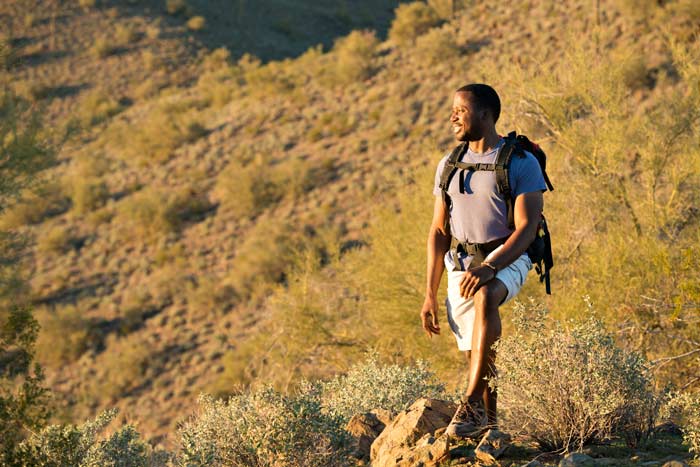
[420, 84, 549, 440]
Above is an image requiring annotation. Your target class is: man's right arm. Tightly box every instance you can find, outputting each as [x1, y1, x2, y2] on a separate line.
[421, 195, 451, 337]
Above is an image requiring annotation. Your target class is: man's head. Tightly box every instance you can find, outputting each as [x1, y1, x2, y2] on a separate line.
[451, 83, 500, 142]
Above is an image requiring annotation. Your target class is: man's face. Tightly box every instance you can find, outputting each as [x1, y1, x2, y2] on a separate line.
[451, 91, 484, 142]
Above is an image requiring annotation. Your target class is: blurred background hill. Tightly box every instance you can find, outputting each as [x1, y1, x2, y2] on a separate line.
[1, 0, 698, 453]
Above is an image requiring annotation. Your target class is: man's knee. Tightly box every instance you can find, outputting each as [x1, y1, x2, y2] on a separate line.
[474, 281, 507, 312]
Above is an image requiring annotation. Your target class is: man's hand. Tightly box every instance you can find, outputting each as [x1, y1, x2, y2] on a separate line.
[420, 296, 441, 338]
[459, 265, 496, 298]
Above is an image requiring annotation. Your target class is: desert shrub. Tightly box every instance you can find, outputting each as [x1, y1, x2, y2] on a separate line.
[115, 24, 139, 46]
[212, 157, 283, 219]
[95, 335, 152, 400]
[239, 54, 302, 96]
[427, 0, 469, 20]
[414, 26, 460, 66]
[13, 79, 53, 102]
[0, 182, 69, 229]
[35, 305, 100, 367]
[116, 187, 210, 239]
[36, 226, 72, 254]
[70, 178, 109, 215]
[196, 48, 240, 107]
[328, 30, 379, 86]
[165, 0, 188, 16]
[493, 299, 662, 451]
[79, 88, 124, 127]
[321, 354, 446, 421]
[111, 103, 207, 165]
[389, 1, 442, 46]
[178, 388, 350, 467]
[91, 36, 117, 58]
[0, 35, 18, 70]
[78, 0, 96, 11]
[227, 218, 305, 299]
[15, 409, 151, 467]
[187, 16, 206, 31]
[145, 22, 161, 40]
[664, 392, 700, 458]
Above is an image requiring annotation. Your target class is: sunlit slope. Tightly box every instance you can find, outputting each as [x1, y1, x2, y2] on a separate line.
[2, 0, 698, 445]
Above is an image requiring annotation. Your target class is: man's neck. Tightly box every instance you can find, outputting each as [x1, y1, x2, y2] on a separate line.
[468, 130, 501, 154]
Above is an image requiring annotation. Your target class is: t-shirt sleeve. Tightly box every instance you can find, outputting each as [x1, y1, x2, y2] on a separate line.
[433, 156, 448, 196]
[509, 151, 547, 197]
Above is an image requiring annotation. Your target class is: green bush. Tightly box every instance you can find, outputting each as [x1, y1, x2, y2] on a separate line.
[320, 354, 446, 421]
[664, 392, 700, 458]
[16, 409, 151, 467]
[492, 299, 662, 451]
[389, 1, 442, 46]
[178, 388, 350, 467]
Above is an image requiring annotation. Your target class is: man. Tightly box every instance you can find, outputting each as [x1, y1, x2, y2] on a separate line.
[420, 83, 546, 439]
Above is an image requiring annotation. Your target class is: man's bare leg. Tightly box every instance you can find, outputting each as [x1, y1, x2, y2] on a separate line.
[465, 281, 506, 426]
[464, 351, 497, 426]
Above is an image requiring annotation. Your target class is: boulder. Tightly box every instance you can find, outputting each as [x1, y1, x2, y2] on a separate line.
[559, 453, 596, 467]
[346, 411, 391, 460]
[370, 398, 456, 467]
[475, 429, 511, 464]
[521, 461, 544, 467]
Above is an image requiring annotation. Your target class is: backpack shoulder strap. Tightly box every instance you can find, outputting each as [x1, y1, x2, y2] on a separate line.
[496, 132, 518, 229]
[439, 143, 467, 192]
[438, 142, 468, 232]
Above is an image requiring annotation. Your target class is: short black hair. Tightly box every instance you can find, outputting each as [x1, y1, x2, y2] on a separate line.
[456, 83, 501, 123]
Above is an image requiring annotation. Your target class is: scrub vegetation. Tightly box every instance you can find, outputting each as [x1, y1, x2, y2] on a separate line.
[0, 0, 699, 465]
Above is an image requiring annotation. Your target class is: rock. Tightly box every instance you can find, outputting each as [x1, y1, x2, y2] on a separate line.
[474, 428, 511, 464]
[661, 462, 688, 467]
[346, 412, 388, 460]
[393, 433, 450, 467]
[559, 452, 596, 467]
[521, 461, 544, 467]
[370, 398, 457, 467]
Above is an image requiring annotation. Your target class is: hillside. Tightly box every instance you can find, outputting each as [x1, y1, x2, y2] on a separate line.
[1, 0, 699, 453]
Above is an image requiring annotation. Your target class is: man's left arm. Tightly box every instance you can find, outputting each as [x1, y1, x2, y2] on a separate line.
[460, 191, 543, 298]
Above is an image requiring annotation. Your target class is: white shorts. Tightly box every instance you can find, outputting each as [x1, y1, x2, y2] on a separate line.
[444, 245, 532, 351]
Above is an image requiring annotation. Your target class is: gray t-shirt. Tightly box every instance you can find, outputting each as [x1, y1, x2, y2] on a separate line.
[433, 138, 547, 244]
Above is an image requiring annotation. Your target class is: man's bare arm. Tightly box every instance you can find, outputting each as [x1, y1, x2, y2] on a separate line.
[486, 191, 543, 270]
[421, 196, 452, 336]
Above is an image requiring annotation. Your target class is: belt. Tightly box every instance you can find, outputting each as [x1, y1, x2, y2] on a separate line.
[451, 235, 510, 271]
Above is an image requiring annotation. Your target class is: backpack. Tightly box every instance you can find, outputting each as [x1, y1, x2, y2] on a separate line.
[438, 131, 554, 294]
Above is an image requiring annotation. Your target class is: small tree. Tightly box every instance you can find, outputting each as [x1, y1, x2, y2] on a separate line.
[0, 85, 54, 464]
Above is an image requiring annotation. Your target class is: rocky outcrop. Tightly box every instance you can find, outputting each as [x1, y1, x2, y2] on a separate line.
[370, 398, 456, 467]
[346, 410, 392, 460]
